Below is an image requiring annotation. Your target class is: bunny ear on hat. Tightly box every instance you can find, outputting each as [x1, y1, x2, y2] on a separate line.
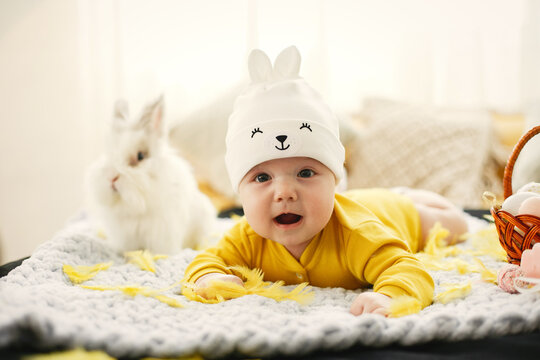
[248, 46, 301, 82]
[273, 45, 301, 80]
[248, 49, 273, 83]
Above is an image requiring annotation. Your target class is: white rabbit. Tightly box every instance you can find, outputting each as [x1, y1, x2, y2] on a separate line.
[85, 96, 216, 254]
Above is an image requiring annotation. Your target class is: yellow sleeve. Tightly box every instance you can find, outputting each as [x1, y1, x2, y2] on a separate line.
[345, 221, 434, 308]
[182, 219, 254, 283]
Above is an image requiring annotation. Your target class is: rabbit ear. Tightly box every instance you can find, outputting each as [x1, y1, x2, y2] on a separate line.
[273, 46, 301, 80]
[114, 99, 129, 121]
[139, 95, 165, 136]
[248, 49, 273, 83]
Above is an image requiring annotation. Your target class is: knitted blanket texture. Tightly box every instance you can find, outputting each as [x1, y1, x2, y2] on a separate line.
[1, 216, 539, 359]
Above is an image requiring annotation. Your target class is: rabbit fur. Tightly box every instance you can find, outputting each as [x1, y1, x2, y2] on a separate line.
[85, 96, 216, 254]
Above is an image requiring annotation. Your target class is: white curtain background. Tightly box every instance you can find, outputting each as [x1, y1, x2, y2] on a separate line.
[1, 0, 539, 262]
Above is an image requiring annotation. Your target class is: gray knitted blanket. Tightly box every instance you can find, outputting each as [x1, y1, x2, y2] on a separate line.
[1, 215, 539, 359]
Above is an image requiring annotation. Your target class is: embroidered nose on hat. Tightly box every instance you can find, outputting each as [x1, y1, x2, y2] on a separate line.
[275, 135, 289, 150]
[225, 46, 345, 192]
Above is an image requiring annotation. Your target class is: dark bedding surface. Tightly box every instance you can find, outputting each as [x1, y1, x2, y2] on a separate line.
[2, 332, 540, 360]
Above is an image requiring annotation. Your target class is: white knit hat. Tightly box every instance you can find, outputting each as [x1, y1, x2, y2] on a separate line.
[225, 46, 345, 192]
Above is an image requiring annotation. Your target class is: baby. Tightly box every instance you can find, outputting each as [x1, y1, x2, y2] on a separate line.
[183, 46, 467, 316]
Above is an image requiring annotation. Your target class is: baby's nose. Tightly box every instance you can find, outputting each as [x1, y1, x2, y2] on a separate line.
[274, 179, 298, 202]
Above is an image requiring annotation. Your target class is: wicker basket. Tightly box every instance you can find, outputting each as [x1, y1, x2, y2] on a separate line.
[491, 125, 540, 264]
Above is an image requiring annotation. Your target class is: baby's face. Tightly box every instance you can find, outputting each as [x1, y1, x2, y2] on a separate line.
[238, 156, 336, 258]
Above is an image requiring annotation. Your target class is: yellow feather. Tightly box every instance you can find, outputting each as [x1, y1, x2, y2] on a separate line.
[152, 294, 185, 308]
[96, 229, 107, 239]
[389, 295, 422, 318]
[230, 266, 314, 304]
[64, 255, 184, 308]
[62, 263, 112, 284]
[453, 259, 475, 274]
[474, 258, 498, 283]
[421, 223, 465, 259]
[434, 282, 472, 304]
[24, 347, 115, 360]
[182, 267, 314, 305]
[468, 224, 507, 261]
[417, 222, 503, 279]
[82, 284, 184, 308]
[205, 280, 248, 300]
[125, 250, 167, 273]
[230, 265, 266, 287]
[423, 222, 450, 256]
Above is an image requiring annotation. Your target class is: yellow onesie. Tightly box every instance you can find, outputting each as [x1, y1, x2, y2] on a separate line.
[183, 188, 434, 308]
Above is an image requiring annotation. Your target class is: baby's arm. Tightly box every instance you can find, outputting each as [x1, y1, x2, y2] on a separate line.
[345, 223, 434, 314]
[183, 219, 253, 299]
[350, 292, 391, 316]
[194, 273, 244, 300]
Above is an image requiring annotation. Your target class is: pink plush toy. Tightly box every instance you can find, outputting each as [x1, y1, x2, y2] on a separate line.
[498, 264, 524, 293]
[498, 243, 540, 293]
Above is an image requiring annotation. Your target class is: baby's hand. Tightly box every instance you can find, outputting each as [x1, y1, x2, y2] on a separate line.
[350, 292, 391, 316]
[194, 273, 244, 300]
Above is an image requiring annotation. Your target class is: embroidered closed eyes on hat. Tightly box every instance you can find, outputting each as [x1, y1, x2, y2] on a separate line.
[225, 45, 345, 192]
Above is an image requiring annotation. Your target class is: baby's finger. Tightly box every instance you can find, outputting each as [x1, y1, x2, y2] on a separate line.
[225, 274, 245, 286]
[350, 302, 365, 316]
[371, 306, 389, 317]
[194, 286, 211, 299]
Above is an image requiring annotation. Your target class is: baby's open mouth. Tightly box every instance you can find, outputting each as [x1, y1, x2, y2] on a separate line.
[274, 213, 302, 225]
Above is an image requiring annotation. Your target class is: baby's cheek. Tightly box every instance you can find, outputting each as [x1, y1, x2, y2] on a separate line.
[319, 192, 336, 221]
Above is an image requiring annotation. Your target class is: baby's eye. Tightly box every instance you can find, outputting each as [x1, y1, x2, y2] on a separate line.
[255, 173, 271, 183]
[298, 169, 315, 178]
